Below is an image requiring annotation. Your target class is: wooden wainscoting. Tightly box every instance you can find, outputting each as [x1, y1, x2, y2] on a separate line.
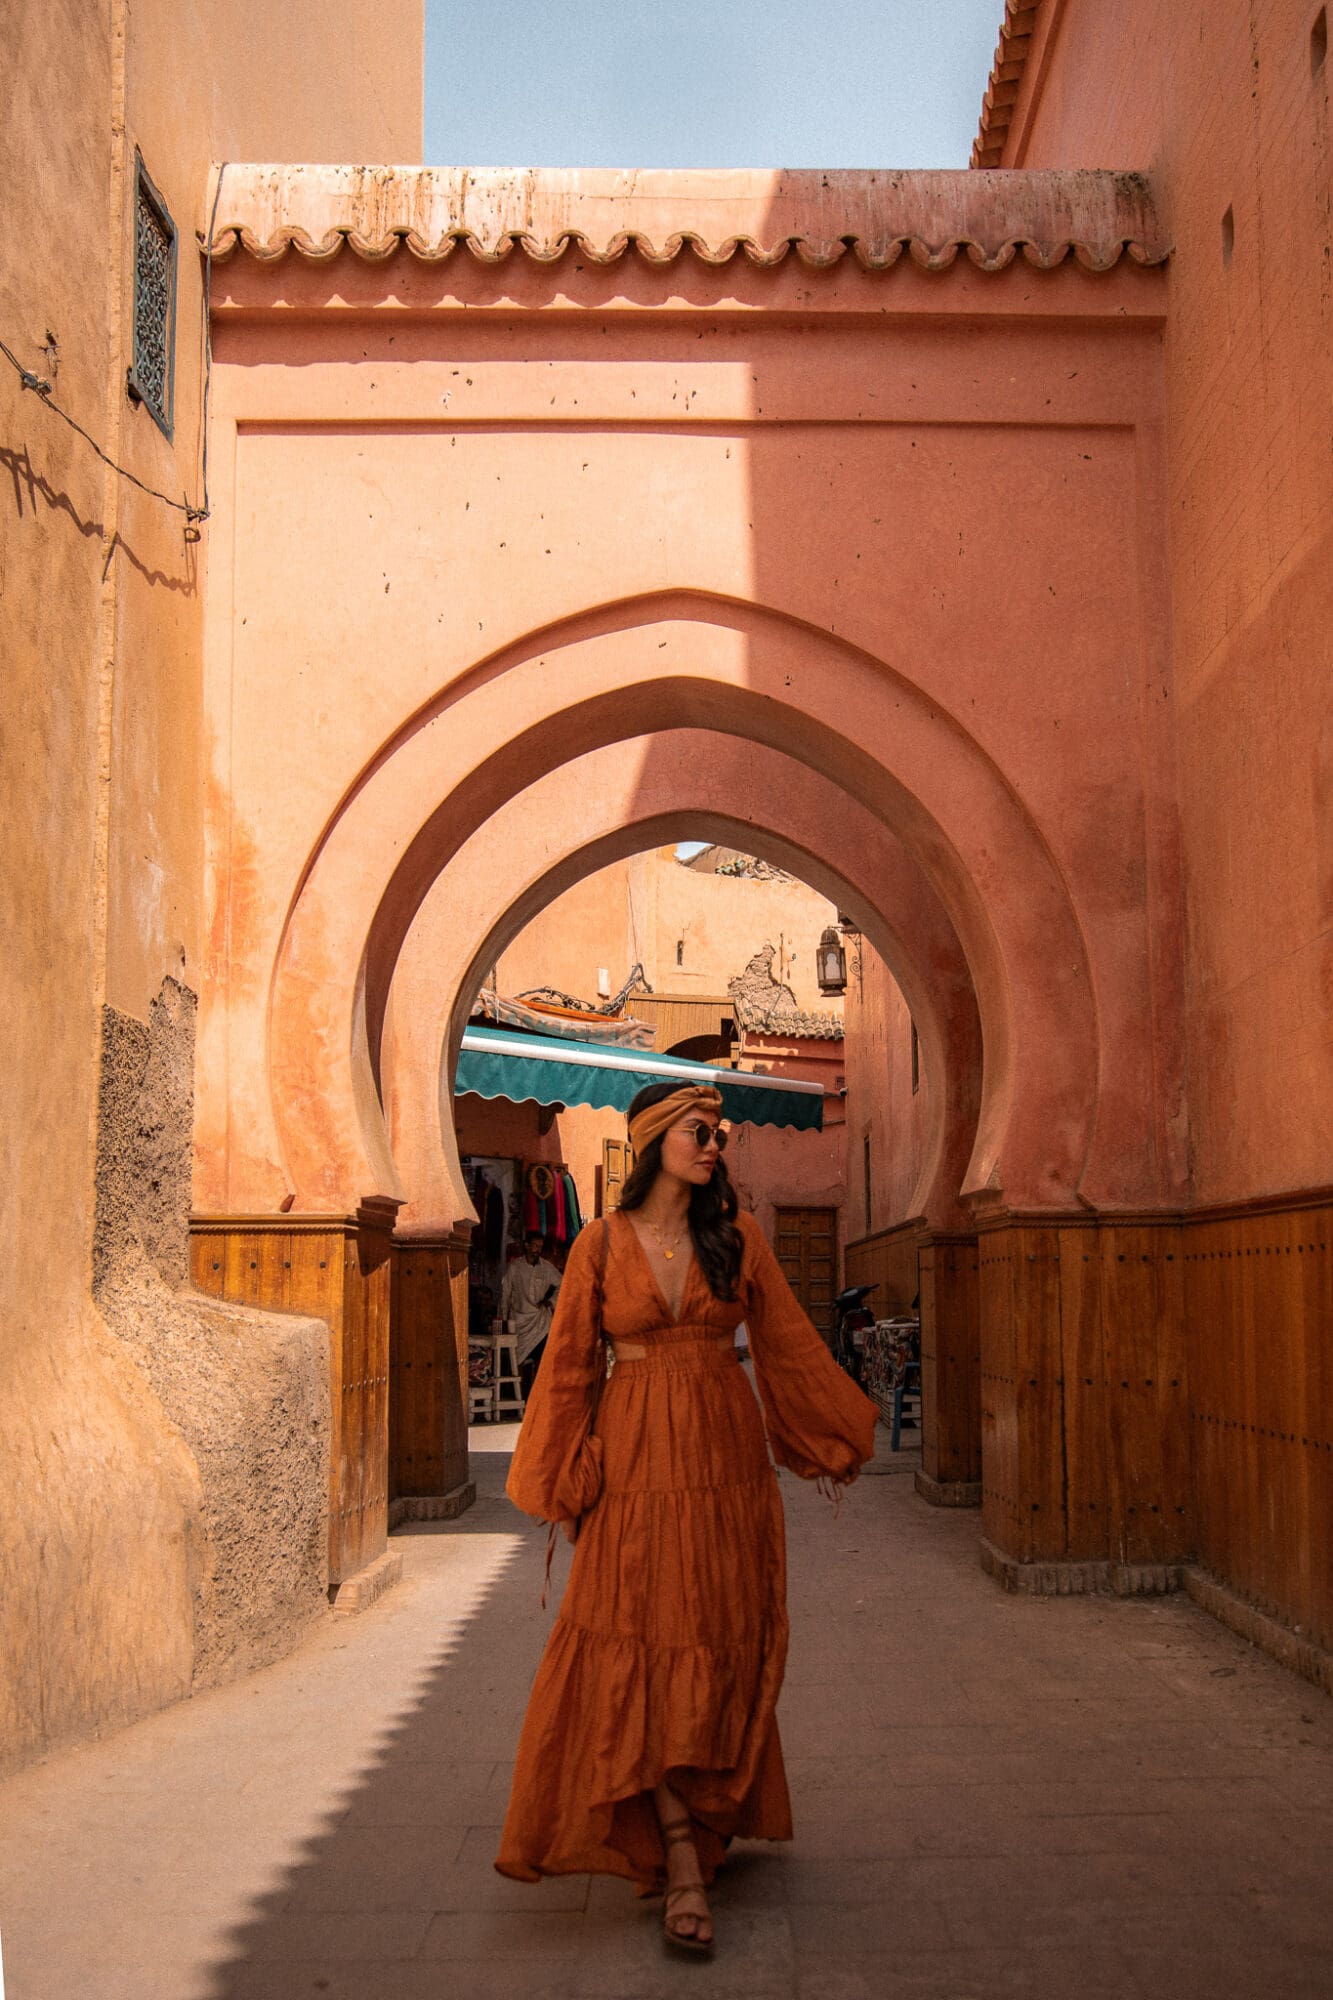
[390, 1232, 471, 1503]
[843, 1219, 926, 1315]
[918, 1233, 981, 1493]
[1185, 1199, 1332, 1652]
[979, 1220, 1190, 1577]
[190, 1208, 394, 1587]
[845, 1220, 981, 1496]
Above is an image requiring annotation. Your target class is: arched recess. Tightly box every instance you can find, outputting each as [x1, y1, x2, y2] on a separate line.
[379, 734, 984, 1235]
[665, 1036, 731, 1064]
[258, 594, 1100, 1220]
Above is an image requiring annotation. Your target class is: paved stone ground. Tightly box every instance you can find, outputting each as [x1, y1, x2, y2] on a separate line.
[2, 1420, 1332, 2000]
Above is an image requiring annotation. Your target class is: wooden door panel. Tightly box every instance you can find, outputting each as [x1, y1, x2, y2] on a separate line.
[774, 1205, 838, 1334]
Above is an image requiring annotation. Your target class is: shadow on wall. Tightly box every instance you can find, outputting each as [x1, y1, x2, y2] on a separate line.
[94, 976, 330, 1687]
[0, 437, 200, 597]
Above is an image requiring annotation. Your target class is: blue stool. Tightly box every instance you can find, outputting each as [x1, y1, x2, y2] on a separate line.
[891, 1359, 922, 1451]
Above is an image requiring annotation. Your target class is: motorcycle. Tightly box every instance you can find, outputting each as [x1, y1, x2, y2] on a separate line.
[830, 1282, 877, 1380]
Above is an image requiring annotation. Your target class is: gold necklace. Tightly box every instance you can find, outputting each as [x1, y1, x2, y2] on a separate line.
[643, 1213, 687, 1261]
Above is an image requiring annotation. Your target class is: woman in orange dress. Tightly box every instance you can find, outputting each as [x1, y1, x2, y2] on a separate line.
[495, 1081, 878, 1954]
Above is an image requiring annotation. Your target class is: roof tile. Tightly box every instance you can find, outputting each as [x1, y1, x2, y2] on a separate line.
[210, 164, 1168, 276]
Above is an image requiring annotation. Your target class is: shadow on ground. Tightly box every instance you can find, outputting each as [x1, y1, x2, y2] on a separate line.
[183, 1415, 1333, 2000]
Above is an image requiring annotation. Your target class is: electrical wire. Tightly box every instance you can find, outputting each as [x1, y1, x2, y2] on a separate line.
[0, 331, 204, 523]
[0, 158, 228, 537]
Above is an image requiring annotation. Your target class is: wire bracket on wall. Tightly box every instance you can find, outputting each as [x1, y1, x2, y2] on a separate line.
[0, 331, 206, 533]
[0, 161, 228, 544]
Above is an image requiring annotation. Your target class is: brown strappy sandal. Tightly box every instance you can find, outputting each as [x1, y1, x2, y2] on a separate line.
[659, 1813, 714, 1956]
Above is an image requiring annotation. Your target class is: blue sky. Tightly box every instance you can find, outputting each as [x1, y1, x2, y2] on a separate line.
[424, 1, 1001, 169]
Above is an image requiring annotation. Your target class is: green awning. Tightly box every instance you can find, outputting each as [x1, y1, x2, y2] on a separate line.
[456, 1026, 824, 1132]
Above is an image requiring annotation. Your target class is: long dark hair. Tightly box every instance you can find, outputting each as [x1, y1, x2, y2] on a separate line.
[619, 1082, 743, 1301]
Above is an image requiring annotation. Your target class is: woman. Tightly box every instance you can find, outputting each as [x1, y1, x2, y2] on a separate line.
[494, 1081, 878, 1954]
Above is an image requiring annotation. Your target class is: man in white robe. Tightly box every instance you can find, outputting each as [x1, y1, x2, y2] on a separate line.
[501, 1232, 563, 1390]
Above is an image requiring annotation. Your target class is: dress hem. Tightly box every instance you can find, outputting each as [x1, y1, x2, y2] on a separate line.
[495, 1756, 793, 1890]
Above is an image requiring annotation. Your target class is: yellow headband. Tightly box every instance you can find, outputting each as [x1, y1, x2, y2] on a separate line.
[627, 1086, 724, 1155]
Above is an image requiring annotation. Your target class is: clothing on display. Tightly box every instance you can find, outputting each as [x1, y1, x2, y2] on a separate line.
[485, 1182, 506, 1262]
[517, 1161, 584, 1249]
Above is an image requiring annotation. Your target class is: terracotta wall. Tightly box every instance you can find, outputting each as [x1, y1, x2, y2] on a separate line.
[1001, 0, 1332, 1206]
[491, 857, 636, 1003]
[983, 0, 1333, 1637]
[634, 850, 844, 1013]
[0, 0, 422, 1773]
[727, 1036, 847, 1241]
[493, 845, 844, 1016]
[841, 938, 933, 1239]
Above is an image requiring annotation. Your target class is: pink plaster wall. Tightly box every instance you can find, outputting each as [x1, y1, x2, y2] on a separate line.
[378, 729, 978, 1239]
[999, 0, 1333, 1202]
[201, 205, 1176, 1239]
[727, 1036, 848, 1243]
[491, 859, 634, 1003]
[841, 939, 933, 1241]
[490, 844, 841, 1014]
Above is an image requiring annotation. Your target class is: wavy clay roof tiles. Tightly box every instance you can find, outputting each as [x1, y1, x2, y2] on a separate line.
[734, 997, 845, 1043]
[209, 165, 1167, 275]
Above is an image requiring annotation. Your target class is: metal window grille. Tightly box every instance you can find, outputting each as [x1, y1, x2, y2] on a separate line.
[127, 156, 177, 438]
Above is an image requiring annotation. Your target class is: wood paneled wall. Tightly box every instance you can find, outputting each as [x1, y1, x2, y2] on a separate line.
[979, 1221, 1190, 1569]
[1185, 1201, 1332, 1651]
[843, 1220, 926, 1314]
[845, 1220, 980, 1493]
[190, 1211, 394, 1586]
[186, 1195, 1327, 1651]
[919, 1234, 980, 1487]
[390, 1234, 471, 1501]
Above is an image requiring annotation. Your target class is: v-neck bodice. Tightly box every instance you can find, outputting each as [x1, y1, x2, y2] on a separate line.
[619, 1210, 699, 1327]
[592, 1209, 745, 1345]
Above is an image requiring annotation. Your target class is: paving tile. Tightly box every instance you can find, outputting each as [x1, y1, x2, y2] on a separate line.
[787, 1897, 955, 1958]
[338, 1759, 502, 1826]
[212, 1910, 433, 1961]
[571, 1908, 795, 1998]
[424, 1857, 592, 1915]
[207, 1961, 582, 2000]
[280, 1829, 466, 1911]
[420, 1907, 591, 1959]
[2, 1437, 1331, 2000]
[794, 1945, 1148, 2000]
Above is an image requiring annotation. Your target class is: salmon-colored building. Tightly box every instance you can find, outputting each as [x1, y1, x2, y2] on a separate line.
[3, 0, 1330, 1772]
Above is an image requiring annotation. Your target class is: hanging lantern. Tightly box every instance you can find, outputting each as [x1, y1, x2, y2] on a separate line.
[817, 926, 847, 994]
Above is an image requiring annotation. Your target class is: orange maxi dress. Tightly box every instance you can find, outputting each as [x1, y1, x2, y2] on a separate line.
[495, 1208, 878, 1889]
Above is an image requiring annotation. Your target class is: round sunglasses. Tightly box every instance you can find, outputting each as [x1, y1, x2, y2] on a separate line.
[680, 1119, 727, 1152]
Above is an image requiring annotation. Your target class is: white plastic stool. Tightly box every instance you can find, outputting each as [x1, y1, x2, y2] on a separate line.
[491, 1328, 526, 1419]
